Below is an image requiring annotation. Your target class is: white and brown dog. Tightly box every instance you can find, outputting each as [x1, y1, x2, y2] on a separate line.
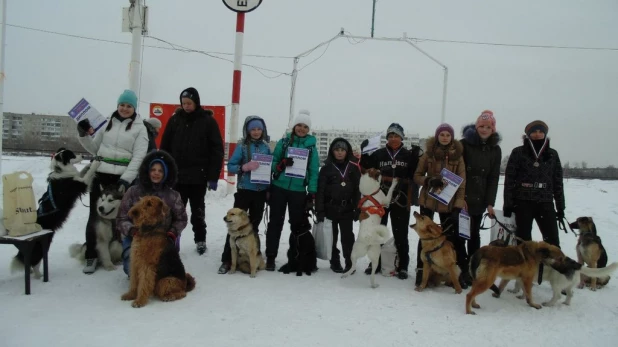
[341, 168, 397, 288]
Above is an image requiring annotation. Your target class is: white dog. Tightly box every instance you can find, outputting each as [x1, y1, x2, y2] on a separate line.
[342, 168, 398, 288]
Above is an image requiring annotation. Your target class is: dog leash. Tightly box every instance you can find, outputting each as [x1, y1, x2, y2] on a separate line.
[558, 216, 578, 237]
[479, 213, 525, 244]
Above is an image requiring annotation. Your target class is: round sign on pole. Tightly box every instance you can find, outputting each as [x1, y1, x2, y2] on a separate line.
[222, 0, 262, 13]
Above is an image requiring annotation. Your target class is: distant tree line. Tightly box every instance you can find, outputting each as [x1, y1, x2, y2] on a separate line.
[500, 155, 618, 180]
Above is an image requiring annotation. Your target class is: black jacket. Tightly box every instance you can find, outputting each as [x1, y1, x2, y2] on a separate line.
[160, 88, 224, 185]
[460, 124, 502, 215]
[316, 138, 361, 221]
[143, 121, 158, 152]
[360, 144, 420, 207]
[504, 137, 565, 212]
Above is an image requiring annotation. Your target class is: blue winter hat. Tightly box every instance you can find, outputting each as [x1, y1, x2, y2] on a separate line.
[149, 159, 168, 183]
[246, 119, 264, 132]
[117, 89, 138, 109]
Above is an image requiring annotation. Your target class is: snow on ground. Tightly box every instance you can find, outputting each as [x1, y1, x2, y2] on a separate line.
[0, 155, 617, 347]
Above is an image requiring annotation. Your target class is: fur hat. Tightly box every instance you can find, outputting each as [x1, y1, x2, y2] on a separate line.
[435, 123, 454, 140]
[290, 109, 311, 130]
[144, 117, 162, 130]
[476, 110, 496, 133]
[386, 123, 405, 139]
[525, 120, 548, 137]
[117, 89, 138, 109]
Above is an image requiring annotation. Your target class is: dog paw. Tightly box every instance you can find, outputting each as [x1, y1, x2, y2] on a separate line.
[531, 303, 542, 310]
[392, 178, 399, 186]
[371, 283, 380, 289]
[466, 311, 477, 315]
[341, 274, 348, 279]
[296, 272, 302, 277]
[507, 288, 519, 294]
[492, 293, 501, 298]
[577, 283, 585, 289]
[455, 289, 462, 294]
[589, 286, 597, 292]
[516, 294, 525, 300]
[121, 292, 136, 301]
[228, 270, 236, 275]
[250, 274, 256, 278]
[103, 264, 116, 271]
[472, 303, 481, 309]
[562, 301, 571, 306]
[131, 300, 145, 308]
[414, 286, 424, 292]
[542, 301, 555, 307]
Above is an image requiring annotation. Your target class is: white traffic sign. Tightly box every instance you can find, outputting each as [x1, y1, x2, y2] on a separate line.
[222, 0, 262, 13]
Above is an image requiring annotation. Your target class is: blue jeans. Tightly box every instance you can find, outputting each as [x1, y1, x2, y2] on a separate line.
[122, 236, 132, 276]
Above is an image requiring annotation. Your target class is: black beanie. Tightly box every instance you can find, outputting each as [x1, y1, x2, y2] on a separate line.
[179, 87, 201, 108]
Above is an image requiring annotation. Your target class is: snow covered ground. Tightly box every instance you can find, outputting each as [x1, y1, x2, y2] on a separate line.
[0, 155, 616, 347]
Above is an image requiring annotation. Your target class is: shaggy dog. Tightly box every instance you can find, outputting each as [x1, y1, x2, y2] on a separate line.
[571, 216, 610, 290]
[279, 211, 317, 276]
[68, 184, 123, 270]
[223, 208, 265, 277]
[11, 148, 99, 278]
[410, 211, 462, 294]
[341, 168, 397, 288]
[465, 240, 564, 315]
[120, 196, 195, 308]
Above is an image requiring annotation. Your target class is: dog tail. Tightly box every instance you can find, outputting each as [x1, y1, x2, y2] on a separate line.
[377, 226, 390, 244]
[580, 262, 618, 278]
[469, 250, 481, 281]
[185, 273, 196, 292]
[69, 243, 85, 260]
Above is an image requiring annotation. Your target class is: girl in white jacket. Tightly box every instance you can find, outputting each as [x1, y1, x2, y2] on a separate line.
[77, 89, 149, 274]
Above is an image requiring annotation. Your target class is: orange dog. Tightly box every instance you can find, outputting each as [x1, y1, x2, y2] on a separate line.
[121, 196, 195, 308]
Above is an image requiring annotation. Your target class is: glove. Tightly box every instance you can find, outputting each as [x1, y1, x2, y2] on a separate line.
[276, 157, 294, 172]
[425, 176, 444, 189]
[557, 209, 565, 219]
[77, 119, 93, 137]
[503, 207, 513, 218]
[316, 212, 325, 223]
[241, 161, 260, 172]
[360, 139, 369, 151]
[208, 180, 218, 191]
[167, 230, 177, 244]
[305, 193, 315, 212]
[353, 209, 361, 222]
[118, 179, 131, 192]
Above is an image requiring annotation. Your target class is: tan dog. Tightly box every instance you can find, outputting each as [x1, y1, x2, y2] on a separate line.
[223, 208, 265, 278]
[121, 196, 195, 308]
[571, 217, 610, 290]
[465, 240, 564, 315]
[410, 211, 462, 294]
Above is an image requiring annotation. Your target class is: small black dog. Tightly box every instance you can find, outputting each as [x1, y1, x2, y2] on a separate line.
[279, 211, 317, 276]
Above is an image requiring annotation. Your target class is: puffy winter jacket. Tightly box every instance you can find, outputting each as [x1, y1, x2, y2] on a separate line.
[271, 132, 319, 193]
[78, 111, 149, 183]
[227, 116, 272, 192]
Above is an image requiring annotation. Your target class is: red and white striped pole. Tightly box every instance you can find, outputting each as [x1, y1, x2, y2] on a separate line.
[222, 0, 262, 195]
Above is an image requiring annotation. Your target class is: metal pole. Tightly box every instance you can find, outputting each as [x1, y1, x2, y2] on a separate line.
[129, 0, 142, 104]
[371, 0, 376, 38]
[441, 67, 448, 123]
[227, 11, 245, 194]
[288, 57, 298, 125]
[0, 0, 7, 176]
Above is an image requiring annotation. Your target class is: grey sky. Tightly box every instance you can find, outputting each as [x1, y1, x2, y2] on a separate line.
[3, 0, 617, 166]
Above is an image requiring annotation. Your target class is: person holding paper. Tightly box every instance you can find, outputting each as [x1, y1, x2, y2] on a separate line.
[503, 120, 564, 247]
[218, 116, 271, 274]
[265, 109, 320, 272]
[76, 89, 149, 274]
[315, 138, 361, 273]
[413, 123, 468, 288]
[460, 110, 502, 286]
[359, 123, 421, 280]
[160, 87, 224, 255]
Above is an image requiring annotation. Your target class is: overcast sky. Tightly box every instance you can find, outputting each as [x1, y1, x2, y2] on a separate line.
[3, 0, 617, 166]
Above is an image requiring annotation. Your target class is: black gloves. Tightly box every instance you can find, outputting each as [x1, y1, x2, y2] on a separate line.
[425, 176, 444, 189]
[360, 139, 369, 151]
[305, 193, 315, 212]
[353, 209, 361, 222]
[77, 119, 93, 137]
[557, 209, 565, 219]
[118, 179, 131, 192]
[276, 157, 294, 172]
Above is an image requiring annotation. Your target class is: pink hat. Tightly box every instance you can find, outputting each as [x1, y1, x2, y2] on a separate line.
[476, 110, 496, 133]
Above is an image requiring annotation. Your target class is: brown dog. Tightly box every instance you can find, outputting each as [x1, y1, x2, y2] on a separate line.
[571, 216, 609, 290]
[121, 196, 195, 308]
[223, 208, 265, 278]
[410, 211, 462, 294]
[465, 240, 564, 315]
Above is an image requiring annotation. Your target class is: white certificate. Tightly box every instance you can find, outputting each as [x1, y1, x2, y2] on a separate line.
[362, 133, 382, 154]
[285, 147, 310, 179]
[250, 154, 273, 184]
[68, 98, 108, 134]
[428, 168, 464, 206]
[458, 209, 471, 240]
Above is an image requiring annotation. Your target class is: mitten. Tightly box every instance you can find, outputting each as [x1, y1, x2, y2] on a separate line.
[207, 180, 218, 191]
[77, 119, 93, 137]
[242, 161, 260, 172]
[360, 139, 369, 151]
[556, 209, 565, 219]
[118, 179, 131, 192]
[276, 157, 294, 172]
[425, 176, 444, 189]
[305, 193, 315, 212]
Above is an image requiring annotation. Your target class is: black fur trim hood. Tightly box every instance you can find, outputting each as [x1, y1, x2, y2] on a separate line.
[138, 150, 178, 190]
[324, 137, 355, 164]
[461, 124, 502, 146]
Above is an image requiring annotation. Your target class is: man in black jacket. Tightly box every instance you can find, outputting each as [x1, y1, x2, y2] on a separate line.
[503, 120, 565, 247]
[359, 123, 420, 279]
[160, 87, 224, 255]
[315, 138, 361, 273]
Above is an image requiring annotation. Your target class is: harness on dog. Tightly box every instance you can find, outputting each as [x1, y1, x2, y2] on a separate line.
[424, 241, 445, 265]
[357, 188, 386, 218]
[233, 223, 252, 251]
[37, 183, 59, 217]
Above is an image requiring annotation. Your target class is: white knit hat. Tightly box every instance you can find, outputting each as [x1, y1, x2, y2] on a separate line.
[289, 109, 311, 131]
[144, 117, 162, 129]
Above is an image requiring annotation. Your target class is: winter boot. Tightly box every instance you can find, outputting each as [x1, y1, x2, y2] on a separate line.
[218, 262, 231, 274]
[458, 272, 469, 290]
[415, 268, 423, 286]
[266, 257, 276, 271]
[330, 262, 344, 273]
[83, 258, 98, 274]
[196, 241, 207, 255]
[397, 269, 409, 280]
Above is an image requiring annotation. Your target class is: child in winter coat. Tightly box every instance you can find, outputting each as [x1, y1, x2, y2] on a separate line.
[315, 138, 361, 273]
[460, 110, 502, 286]
[265, 109, 320, 271]
[218, 116, 271, 274]
[359, 123, 420, 279]
[117, 150, 188, 276]
[413, 123, 467, 288]
[76, 89, 149, 274]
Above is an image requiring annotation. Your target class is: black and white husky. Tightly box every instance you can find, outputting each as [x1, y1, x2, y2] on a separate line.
[69, 184, 123, 270]
[10, 148, 99, 277]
